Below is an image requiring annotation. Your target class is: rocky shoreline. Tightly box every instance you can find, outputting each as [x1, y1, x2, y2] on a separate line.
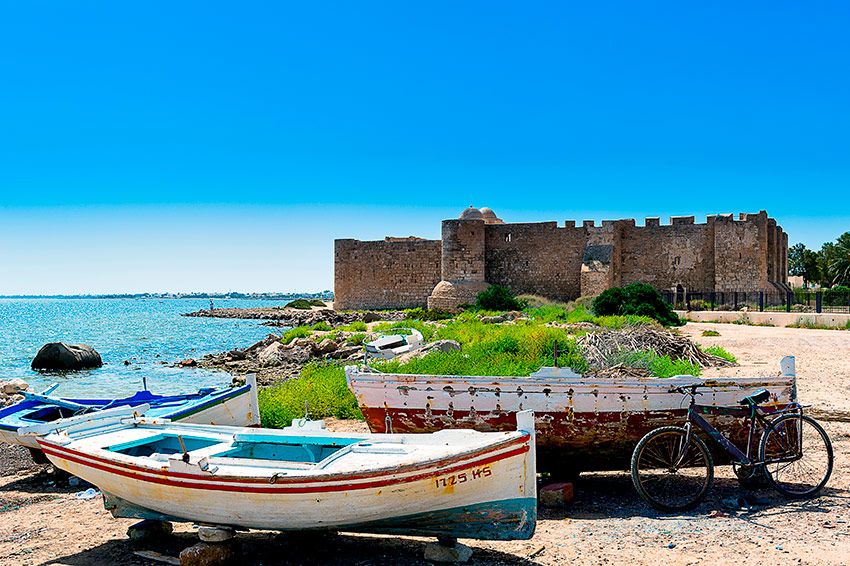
[184, 307, 407, 385]
[183, 306, 405, 326]
[196, 332, 368, 385]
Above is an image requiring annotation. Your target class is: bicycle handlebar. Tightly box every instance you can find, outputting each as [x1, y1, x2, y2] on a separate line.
[669, 384, 704, 396]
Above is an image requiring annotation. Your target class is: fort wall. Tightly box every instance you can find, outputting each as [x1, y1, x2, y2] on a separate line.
[484, 222, 586, 302]
[334, 208, 789, 311]
[333, 238, 441, 310]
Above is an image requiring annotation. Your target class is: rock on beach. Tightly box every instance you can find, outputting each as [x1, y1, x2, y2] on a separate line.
[31, 342, 103, 371]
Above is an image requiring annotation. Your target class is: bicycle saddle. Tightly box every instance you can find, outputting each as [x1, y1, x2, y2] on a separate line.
[739, 388, 771, 406]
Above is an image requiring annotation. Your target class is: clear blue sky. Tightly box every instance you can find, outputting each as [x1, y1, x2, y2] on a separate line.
[1, 1, 848, 294]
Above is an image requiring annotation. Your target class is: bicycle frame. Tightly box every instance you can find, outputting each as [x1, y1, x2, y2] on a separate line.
[681, 397, 804, 467]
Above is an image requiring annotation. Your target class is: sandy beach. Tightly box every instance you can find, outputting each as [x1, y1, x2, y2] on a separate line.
[2, 322, 849, 565]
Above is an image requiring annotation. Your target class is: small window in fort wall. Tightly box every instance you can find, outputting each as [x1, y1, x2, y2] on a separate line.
[505, 233, 512, 242]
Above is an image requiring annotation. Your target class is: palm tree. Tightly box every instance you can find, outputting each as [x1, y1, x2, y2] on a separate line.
[828, 232, 850, 287]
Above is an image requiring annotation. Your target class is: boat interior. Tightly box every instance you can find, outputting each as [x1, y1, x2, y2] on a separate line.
[104, 431, 371, 467]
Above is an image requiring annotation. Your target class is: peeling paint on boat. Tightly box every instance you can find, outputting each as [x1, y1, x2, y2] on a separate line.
[346, 358, 797, 471]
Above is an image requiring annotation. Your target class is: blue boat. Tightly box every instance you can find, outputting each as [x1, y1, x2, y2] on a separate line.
[0, 375, 260, 455]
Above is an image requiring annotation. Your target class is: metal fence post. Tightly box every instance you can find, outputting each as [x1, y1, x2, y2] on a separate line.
[816, 291, 822, 313]
[786, 291, 792, 313]
[759, 290, 764, 312]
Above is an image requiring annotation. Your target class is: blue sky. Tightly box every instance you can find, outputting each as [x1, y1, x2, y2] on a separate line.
[1, 1, 848, 293]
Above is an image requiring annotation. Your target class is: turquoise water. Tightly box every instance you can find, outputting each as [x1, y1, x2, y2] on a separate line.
[0, 298, 285, 397]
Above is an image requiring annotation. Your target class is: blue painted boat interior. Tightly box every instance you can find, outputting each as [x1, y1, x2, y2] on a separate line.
[218, 441, 345, 463]
[103, 432, 359, 463]
[109, 434, 222, 458]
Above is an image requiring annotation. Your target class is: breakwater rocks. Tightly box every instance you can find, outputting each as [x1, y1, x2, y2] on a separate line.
[183, 307, 405, 327]
[197, 332, 367, 385]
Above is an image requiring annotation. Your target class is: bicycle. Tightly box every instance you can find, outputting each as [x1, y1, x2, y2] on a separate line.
[630, 384, 833, 511]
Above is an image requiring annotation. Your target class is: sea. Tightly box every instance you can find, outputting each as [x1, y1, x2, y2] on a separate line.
[0, 298, 288, 397]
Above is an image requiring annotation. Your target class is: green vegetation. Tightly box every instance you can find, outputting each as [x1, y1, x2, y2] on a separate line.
[789, 231, 850, 287]
[610, 350, 701, 378]
[474, 285, 525, 311]
[377, 320, 588, 376]
[701, 329, 721, 337]
[404, 307, 454, 321]
[345, 332, 367, 345]
[310, 321, 333, 331]
[787, 317, 850, 331]
[371, 320, 436, 341]
[702, 345, 737, 363]
[281, 325, 312, 344]
[259, 292, 720, 427]
[259, 363, 361, 428]
[285, 298, 327, 309]
[339, 321, 368, 332]
[592, 283, 683, 327]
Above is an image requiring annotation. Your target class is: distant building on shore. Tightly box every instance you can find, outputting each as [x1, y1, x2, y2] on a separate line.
[334, 207, 790, 311]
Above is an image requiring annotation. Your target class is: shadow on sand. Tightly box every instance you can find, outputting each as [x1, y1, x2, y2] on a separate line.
[39, 530, 542, 566]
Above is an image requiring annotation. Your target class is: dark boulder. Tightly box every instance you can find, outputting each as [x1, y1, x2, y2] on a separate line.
[31, 343, 103, 371]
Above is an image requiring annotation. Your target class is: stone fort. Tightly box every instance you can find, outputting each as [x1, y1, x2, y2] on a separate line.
[334, 207, 790, 311]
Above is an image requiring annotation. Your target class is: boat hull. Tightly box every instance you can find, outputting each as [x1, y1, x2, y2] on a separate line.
[38, 425, 536, 540]
[346, 367, 797, 472]
[0, 379, 260, 450]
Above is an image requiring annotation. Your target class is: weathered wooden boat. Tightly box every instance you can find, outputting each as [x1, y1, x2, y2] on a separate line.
[0, 375, 260, 451]
[27, 408, 536, 541]
[346, 357, 798, 472]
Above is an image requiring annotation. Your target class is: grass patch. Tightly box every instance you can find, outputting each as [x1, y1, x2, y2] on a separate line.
[281, 325, 312, 344]
[787, 317, 850, 330]
[702, 345, 737, 363]
[404, 307, 454, 321]
[310, 321, 333, 331]
[701, 329, 721, 337]
[371, 320, 436, 341]
[259, 363, 361, 428]
[375, 320, 588, 376]
[345, 332, 367, 346]
[612, 349, 701, 378]
[339, 321, 367, 332]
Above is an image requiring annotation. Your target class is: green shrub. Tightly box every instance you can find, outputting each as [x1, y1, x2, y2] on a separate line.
[701, 329, 721, 337]
[592, 283, 683, 326]
[339, 321, 367, 332]
[404, 307, 454, 321]
[285, 299, 316, 309]
[259, 363, 362, 428]
[702, 345, 737, 363]
[345, 332, 367, 346]
[311, 321, 333, 331]
[281, 325, 312, 344]
[474, 285, 525, 311]
[823, 286, 850, 307]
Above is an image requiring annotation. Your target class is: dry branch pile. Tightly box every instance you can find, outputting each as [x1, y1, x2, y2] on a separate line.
[578, 326, 736, 374]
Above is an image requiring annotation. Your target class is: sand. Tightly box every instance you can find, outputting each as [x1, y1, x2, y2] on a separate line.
[1, 322, 849, 565]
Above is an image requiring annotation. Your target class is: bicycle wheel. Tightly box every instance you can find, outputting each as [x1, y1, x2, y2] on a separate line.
[631, 426, 714, 512]
[759, 414, 833, 498]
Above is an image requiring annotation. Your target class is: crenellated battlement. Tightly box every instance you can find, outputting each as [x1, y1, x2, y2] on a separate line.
[334, 207, 789, 311]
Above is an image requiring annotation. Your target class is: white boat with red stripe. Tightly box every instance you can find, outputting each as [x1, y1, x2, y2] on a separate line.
[24, 407, 537, 541]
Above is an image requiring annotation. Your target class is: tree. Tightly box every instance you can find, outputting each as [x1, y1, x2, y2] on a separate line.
[788, 243, 820, 287]
[818, 242, 838, 287]
[827, 232, 850, 286]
